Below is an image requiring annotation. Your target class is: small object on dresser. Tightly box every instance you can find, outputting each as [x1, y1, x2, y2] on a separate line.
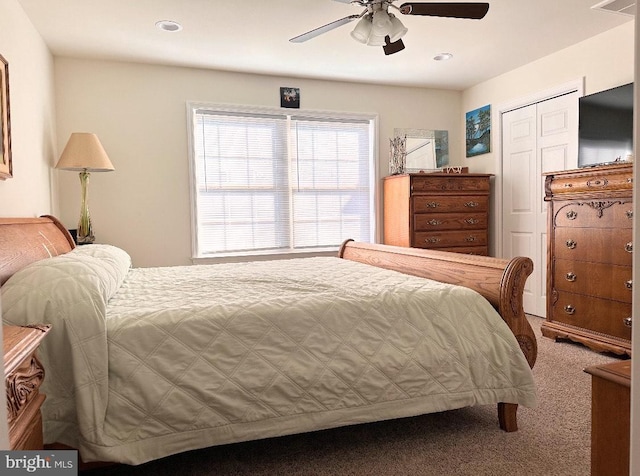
[3, 325, 50, 450]
[389, 135, 406, 175]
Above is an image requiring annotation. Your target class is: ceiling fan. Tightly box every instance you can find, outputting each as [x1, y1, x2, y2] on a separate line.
[290, 1, 490, 55]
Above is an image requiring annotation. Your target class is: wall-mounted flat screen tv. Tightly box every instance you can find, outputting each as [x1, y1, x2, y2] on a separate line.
[578, 82, 634, 168]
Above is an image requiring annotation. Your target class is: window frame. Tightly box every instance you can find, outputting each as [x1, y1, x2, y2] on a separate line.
[186, 102, 379, 262]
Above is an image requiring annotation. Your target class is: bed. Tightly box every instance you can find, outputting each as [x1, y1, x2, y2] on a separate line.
[0, 215, 537, 465]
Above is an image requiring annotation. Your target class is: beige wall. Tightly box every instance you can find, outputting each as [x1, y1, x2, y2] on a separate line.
[461, 21, 634, 176]
[0, 0, 57, 449]
[460, 21, 635, 256]
[0, 0, 57, 217]
[53, 23, 635, 269]
[53, 58, 462, 267]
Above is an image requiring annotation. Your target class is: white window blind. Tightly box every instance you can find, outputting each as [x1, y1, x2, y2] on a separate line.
[189, 105, 375, 257]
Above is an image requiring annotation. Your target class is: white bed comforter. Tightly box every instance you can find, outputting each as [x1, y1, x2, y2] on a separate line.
[1, 245, 536, 464]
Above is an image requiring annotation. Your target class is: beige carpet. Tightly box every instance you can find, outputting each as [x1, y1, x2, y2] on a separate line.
[83, 315, 620, 476]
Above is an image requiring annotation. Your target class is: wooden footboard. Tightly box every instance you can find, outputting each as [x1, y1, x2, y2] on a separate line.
[339, 240, 536, 432]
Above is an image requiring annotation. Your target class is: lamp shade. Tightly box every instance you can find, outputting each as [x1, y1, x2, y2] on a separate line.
[55, 133, 114, 171]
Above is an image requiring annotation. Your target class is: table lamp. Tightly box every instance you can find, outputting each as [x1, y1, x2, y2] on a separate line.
[55, 133, 114, 244]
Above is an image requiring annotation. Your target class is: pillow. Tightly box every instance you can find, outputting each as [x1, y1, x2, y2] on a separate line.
[0, 245, 124, 437]
[66, 244, 132, 300]
[1, 244, 131, 307]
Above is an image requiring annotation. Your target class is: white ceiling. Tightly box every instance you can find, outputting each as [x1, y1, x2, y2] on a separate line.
[17, 0, 634, 90]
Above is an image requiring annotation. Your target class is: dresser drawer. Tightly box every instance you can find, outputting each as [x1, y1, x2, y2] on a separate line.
[435, 245, 488, 255]
[550, 291, 632, 341]
[414, 212, 487, 231]
[546, 167, 633, 196]
[554, 227, 632, 265]
[554, 200, 633, 229]
[553, 259, 632, 302]
[411, 175, 490, 193]
[413, 195, 488, 214]
[413, 230, 487, 249]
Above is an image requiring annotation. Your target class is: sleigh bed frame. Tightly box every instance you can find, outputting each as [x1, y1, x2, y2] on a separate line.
[0, 215, 536, 449]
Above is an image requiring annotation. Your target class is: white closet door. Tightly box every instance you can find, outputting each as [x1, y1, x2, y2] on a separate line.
[501, 92, 578, 317]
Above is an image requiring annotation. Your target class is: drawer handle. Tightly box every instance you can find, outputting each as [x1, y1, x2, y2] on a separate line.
[465, 218, 479, 225]
[627, 210, 633, 219]
[564, 305, 575, 315]
[464, 201, 479, 208]
[566, 210, 577, 220]
[565, 239, 577, 250]
[465, 235, 477, 242]
[424, 202, 440, 208]
[623, 316, 632, 328]
[424, 237, 441, 244]
[625, 242, 633, 253]
[565, 272, 576, 282]
[427, 219, 443, 226]
[626, 280, 633, 290]
[563, 183, 573, 188]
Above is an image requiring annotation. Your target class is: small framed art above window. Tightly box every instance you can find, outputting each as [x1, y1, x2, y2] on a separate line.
[186, 103, 377, 259]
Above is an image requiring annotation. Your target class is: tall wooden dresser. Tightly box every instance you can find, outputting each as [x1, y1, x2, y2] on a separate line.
[383, 173, 492, 255]
[543, 164, 632, 356]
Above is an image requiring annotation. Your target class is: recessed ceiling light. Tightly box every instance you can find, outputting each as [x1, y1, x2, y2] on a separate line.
[155, 20, 182, 32]
[433, 53, 453, 61]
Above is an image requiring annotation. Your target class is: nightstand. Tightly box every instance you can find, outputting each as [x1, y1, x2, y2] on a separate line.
[3, 325, 50, 450]
[584, 359, 631, 476]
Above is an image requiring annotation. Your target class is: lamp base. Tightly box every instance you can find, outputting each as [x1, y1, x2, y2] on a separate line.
[77, 170, 95, 245]
[77, 233, 95, 245]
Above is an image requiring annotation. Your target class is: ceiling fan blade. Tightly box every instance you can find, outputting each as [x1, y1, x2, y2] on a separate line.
[290, 14, 361, 43]
[332, 0, 355, 3]
[399, 2, 489, 19]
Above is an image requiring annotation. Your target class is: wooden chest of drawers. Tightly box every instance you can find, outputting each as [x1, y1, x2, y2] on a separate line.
[543, 164, 632, 356]
[3, 324, 50, 450]
[383, 173, 492, 255]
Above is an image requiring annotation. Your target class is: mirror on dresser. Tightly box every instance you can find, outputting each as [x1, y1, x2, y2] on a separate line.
[392, 128, 449, 173]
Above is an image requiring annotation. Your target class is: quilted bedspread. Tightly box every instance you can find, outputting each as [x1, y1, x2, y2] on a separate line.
[1, 245, 536, 464]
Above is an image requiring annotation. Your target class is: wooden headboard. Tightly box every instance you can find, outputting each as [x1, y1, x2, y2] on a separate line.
[0, 216, 75, 286]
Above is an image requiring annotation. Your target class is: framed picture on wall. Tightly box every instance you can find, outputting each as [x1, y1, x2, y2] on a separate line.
[0, 54, 12, 180]
[465, 104, 491, 157]
[280, 87, 300, 109]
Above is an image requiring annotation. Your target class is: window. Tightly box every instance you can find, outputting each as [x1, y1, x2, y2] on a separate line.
[188, 104, 376, 257]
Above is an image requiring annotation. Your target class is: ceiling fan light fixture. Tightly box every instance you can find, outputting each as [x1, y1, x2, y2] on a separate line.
[367, 33, 388, 46]
[350, 14, 372, 44]
[371, 9, 392, 36]
[388, 15, 408, 42]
